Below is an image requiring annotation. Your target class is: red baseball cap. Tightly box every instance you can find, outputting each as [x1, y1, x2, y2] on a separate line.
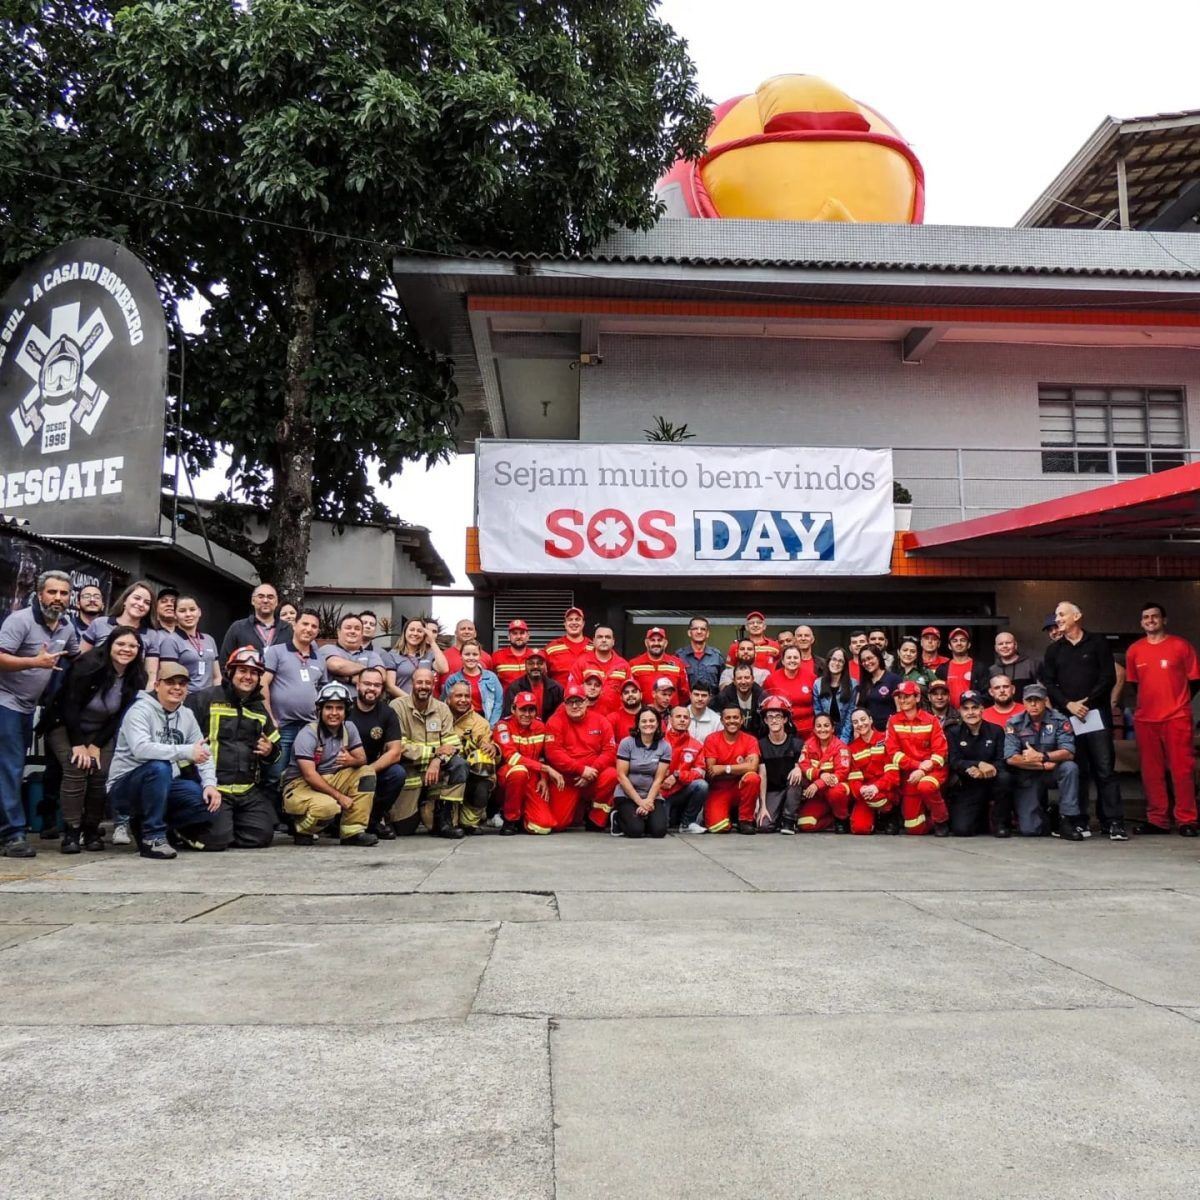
[581, 667, 605, 681]
[895, 680, 922, 696]
[564, 606, 584, 620]
[920, 626, 940, 637]
[647, 626, 667, 638]
[508, 619, 529, 632]
[564, 684, 587, 700]
[948, 627, 970, 640]
[513, 691, 538, 709]
[653, 676, 677, 692]
[746, 610, 765, 621]
[526, 647, 546, 660]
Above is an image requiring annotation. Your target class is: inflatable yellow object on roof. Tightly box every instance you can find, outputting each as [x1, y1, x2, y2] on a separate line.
[656, 74, 924, 223]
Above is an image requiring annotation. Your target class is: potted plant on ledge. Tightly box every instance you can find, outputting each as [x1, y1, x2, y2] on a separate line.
[893, 480, 913, 531]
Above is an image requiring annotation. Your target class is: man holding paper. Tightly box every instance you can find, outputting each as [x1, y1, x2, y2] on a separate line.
[1042, 602, 1127, 841]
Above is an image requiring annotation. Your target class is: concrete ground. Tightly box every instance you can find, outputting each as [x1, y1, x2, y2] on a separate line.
[3, 828, 1200, 1199]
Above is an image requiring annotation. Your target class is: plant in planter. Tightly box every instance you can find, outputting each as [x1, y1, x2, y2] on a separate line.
[893, 481, 913, 504]
[893, 480, 914, 531]
[644, 416, 696, 443]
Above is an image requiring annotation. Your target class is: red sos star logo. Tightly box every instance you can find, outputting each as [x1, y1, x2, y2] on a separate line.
[586, 509, 634, 559]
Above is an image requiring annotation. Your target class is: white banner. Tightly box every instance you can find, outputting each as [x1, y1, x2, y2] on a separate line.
[476, 442, 894, 576]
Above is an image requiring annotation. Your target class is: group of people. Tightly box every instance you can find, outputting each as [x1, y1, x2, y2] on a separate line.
[1, 578, 1196, 858]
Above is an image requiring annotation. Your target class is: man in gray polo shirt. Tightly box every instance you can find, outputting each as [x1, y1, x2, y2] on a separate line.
[0, 570, 79, 857]
[320, 612, 385, 684]
[261, 608, 327, 781]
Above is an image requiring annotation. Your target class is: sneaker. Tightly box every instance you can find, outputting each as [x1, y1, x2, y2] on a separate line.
[1052, 817, 1083, 842]
[609, 810, 623, 837]
[685, 822, 707, 834]
[1075, 822, 1092, 840]
[499, 820, 521, 837]
[111, 820, 131, 846]
[2, 836, 36, 859]
[993, 827, 1012, 839]
[1140, 821, 1171, 835]
[1108, 821, 1129, 842]
[139, 837, 177, 860]
[1180, 824, 1198, 838]
[341, 831, 380, 847]
[60, 825, 81, 855]
[82, 825, 105, 851]
[833, 818, 850, 835]
[489, 813, 505, 829]
[778, 825, 796, 836]
[736, 821, 757, 835]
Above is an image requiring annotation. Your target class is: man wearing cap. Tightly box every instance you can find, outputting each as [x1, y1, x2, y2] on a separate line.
[494, 691, 565, 834]
[1004, 683, 1080, 839]
[544, 684, 618, 832]
[579, 668, 611, 716]
[608, 679, 646, 742]
[675, 617, 724, 696]
[936, 628, 989, 708]
[725, 611, 778, 671]
[649, 676, 679, 723]
[715, 664, 766, 737]
[501, 647, 564, 720]
[990, 631, 1041, 695]
[718, 639, 771, 689]
[185, 646, 281, 849]
[629, 627, 691, 705]
[982, 674, 1020, 730]
[390, 667, 468, 837]
[347, 665, 407, 840]
[926, 678, 960, 730]
[919, 627, 949, 672]
[572, 625, 629, 702]
[282, 682, 379, 846]
[106, 663, 222, 859]
[1124, 600, 1200, 836]
[493, 619, 536, 688]
[703, 707, 762, 834]
[1042, 601, 1125, 840]
[946, 690, 1012, 837]
[884, 680, 950, 836]
[1043, 613, 1063, 643]
[544, 607, 593, 686]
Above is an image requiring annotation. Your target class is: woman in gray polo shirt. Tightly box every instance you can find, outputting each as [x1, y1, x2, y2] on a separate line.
[613, 707, 672, 839]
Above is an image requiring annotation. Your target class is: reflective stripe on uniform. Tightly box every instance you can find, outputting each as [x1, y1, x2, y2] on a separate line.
[797, 815, 819, 827]
[525, 821, 551, 835]
[904, 814, 926, 828]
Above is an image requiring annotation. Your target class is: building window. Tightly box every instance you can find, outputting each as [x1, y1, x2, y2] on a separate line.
[1039, 386, 1188, 475]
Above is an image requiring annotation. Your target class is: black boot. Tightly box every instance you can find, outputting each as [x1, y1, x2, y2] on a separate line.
[81, 823, 105, 851]
[60, 823, 81, 855]
[435, 802, 465, 840]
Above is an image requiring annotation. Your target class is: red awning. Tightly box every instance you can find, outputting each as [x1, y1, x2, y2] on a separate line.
[908, 461, 1200, 557]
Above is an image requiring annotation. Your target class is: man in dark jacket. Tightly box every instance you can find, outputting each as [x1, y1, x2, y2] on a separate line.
[186, 646, 280, 849]
[219, 583, 293, 661]
[715, 665, 766, 737]
[946, 690, 1012, 837]
[500, 648, 564, 720]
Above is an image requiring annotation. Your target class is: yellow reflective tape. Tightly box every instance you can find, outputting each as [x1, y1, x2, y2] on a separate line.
[525, 822, 551, 835]
[507, 753, 523, 767]
[903, 815, 926, 828]
[867, 797, 888, 808]
[591, 802, 613, 814]
[797, 816, 818, 827]
[931, 755, 945, 766]
[708, 818, 731, 833]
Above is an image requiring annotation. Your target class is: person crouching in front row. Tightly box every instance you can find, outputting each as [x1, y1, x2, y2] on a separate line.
[703, 706, 762, 834]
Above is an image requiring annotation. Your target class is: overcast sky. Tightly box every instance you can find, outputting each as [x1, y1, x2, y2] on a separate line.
[382, 0, 1200, 625]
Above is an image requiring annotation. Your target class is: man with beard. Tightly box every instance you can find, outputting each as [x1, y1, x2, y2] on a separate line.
[544, 684, 618, 832]
[501, 647, 564, 720]
[718, 639, 770, 689]
[544, 607, 593, 686]
[608, 679, 646, 742]
[347, 666, 407, 839]
[391, 667, 469, 837]
[715, 664, 766, 737]
[495, 692, 566, 835]
[447, 681, 499, 832]
[0, 570, 79, 857]
[220, 583, 292, 661]
[726, 610, 779, 671]
[572, 625, 629, 701]
[629, 626, 691, 704]
[492, 619, 536, 689]
[185, 646, 280, 849]
[72, 584, 106, 636]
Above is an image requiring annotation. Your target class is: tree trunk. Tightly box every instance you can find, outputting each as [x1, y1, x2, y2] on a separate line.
[265, 242, 319, 605]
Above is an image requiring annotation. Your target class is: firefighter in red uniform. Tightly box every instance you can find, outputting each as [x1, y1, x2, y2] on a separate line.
[544, 685, 618, 831]
[703, 706, 761, 834]
[795, 714, 852, 833]
[725, 610, 779, 670]
[628, 626, 691, 705]
[846, 706, 897, 834]
[544, 607, 593, 686]
[580, 668, 610, 716]
[608, 679, 646, 742]
[884, 680, 950, 836]
[494, 692, 565, 835]
[492, 619, 536, 688]
[920, 626, 949, 671]
[935, 627, 989, 708]
[661, 704, 709, 830]
[571, 625, 629, 703]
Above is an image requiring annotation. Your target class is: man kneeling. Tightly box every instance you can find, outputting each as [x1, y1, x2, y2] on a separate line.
[106, 663, 221, 860]
[282, 682, 378, 845]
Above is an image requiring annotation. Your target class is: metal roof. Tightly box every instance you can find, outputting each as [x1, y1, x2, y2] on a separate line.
[1018, 110, 1200, 231]
[0, 515, 126, 573]
[403, 219, 1200, 280]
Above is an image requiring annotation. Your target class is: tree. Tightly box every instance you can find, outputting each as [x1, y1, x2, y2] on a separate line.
[1, 2, 711, 602]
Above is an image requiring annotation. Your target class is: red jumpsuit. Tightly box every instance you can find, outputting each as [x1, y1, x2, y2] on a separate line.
[544, 636, 593, 686]
[884, 709, 949, 834]
[571, 649, 629, 692]
[662, 728, 706, 798]
[627, 653, 692, 705]
[494, 716, 550, 830]
[702, 730, 761, 832]
[762, 661, 818, 737]
[492, 646, 536, 689]
[795, 735, 852, 831]
[847, 730, 896, 834]
[544, 707, 618, 831]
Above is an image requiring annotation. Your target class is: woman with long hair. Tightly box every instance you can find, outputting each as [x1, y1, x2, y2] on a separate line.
[388, 617, 449, 696]
[762, 645, 816, 739]
[854, 645, 902, 732]
[896, 635, 937, 697]
[613, 706, 672, 838]
[81, 580, 155, 649]
[441, 641, 504, 726]
[158, 595, 222, 690]
[40, 628, 147, 852]
[812, 646, 854, 742]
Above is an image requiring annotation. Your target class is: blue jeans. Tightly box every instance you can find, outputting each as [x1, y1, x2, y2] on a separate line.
[666, 780, 708, 828]
[107, 761, 214, 843]
[0, 705, 33, 842]
[373, 763, 407, 822]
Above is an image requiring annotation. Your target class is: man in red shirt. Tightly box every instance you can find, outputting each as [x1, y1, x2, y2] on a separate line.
[544, 685, 618, 832]
[494, 692, 565, 835]
[703, 707, 761, 834]
[725, 610, 779, 670]
[492, 619, 536, 688]
[920, 626, 949, 671]
[885, 680, 949, 836]
[607, 679, 645, 742]
[982, 674, 1019, 729]
[628, 627, 691, 705]
[571, 624, 628, 701]
[662, 705, 708, 831]
[544, 607, 593, 686]
[1125, 601, 1200, 835]
[579, 668, 610, 715]
[935, 627, 988, 708]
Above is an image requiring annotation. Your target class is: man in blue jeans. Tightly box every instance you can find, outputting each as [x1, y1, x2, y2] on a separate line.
[107, 663, 221, 859]
[0, 570, 79, 858]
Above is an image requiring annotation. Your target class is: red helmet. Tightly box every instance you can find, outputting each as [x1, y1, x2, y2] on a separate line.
[760, 695, 790, 712]
[226, 645, 265, 673]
